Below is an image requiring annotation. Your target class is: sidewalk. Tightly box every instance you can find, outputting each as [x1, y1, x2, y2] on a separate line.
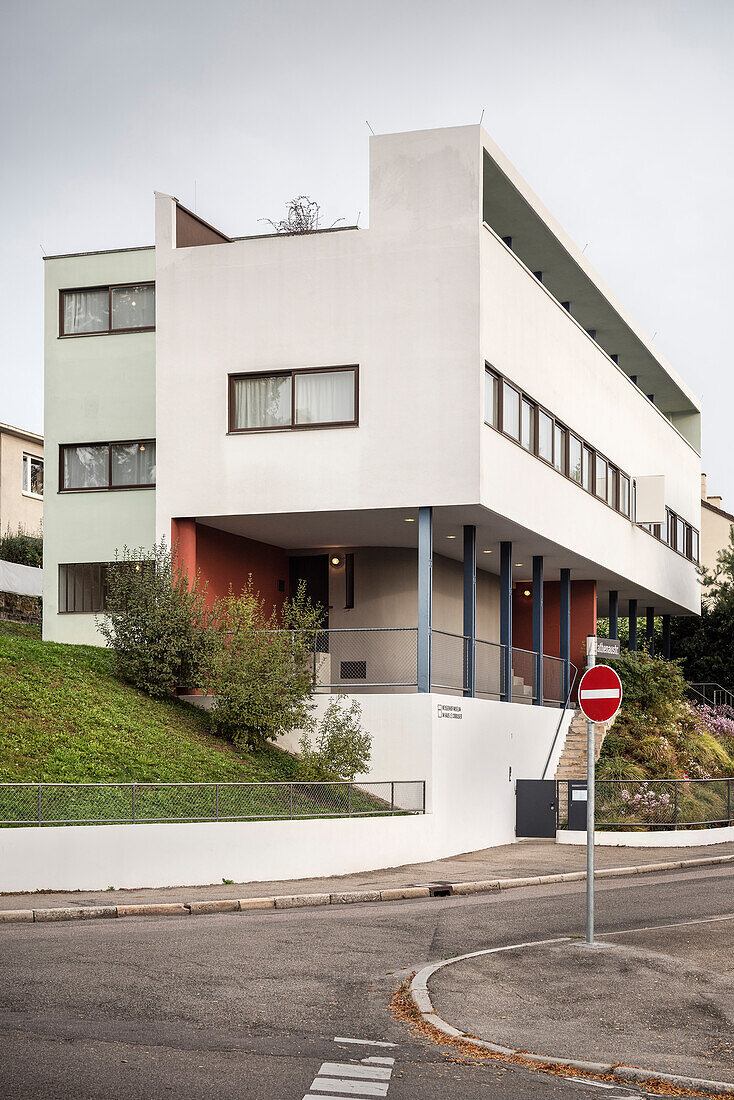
[2, 837, 733, 910]
[427, 918, 734, 1085]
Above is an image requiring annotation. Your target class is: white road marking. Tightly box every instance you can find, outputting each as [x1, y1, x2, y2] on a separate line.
[362, 1057, 394, 1066]
[318, 1063, 392, 1080]
[309, 1080, 390, 1096]
[334, 1037, 396, 1048]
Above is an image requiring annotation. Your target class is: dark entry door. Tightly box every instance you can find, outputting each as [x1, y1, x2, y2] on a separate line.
[516, 779, 557, 838]
[289, 555, 330, 648]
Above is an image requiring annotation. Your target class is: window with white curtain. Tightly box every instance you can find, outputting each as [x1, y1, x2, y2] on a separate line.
[60, 284, 155, 335]
[22, 454, 44, 497]
[229, 368, 358, 432]
[61, 441, 156, 490]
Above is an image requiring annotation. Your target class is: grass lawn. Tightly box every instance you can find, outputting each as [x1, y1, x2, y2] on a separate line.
[0, 620, 399, 824]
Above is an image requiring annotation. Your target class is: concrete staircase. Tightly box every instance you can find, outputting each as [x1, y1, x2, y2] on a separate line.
[511, 672, 534, 704]
[554, 707, 617, 824]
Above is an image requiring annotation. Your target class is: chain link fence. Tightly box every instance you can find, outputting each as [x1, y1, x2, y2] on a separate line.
[0, 780, 426, 827]
[309, 627, 419, 691]
[560, 778, 733, 829]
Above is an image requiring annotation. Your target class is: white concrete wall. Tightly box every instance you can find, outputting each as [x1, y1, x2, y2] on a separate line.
[558, 826, 734, 847]
[480, 225, 700, 615]
[0, 693, 571, 891]
[43, 248, 157, 644]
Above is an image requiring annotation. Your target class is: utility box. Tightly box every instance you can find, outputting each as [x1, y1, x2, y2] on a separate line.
[568, 781, 588, 831]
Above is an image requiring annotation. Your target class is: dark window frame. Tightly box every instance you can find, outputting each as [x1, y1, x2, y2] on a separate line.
[59, 282, 156, 338]
[228, 365, 359, 434]
[58, 562, 108, 614]
[639, 505, 699, 563]
[59, 439, 156, 493]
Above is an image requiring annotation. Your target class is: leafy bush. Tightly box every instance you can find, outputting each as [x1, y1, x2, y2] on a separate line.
[0, 525, 42, 567]
[205, 579, 323, 751]
[98, 540, 212, 698]
[298, 696, 372, 781]
[671, 526, 734, 689]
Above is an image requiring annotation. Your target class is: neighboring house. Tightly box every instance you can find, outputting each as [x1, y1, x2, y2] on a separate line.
[43, 124, 701, 700]
[700, 473, 734, 578]
[0, 421, 43, 536]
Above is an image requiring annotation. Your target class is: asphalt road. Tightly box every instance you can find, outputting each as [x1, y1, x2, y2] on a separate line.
[1, 864, 732, 1099]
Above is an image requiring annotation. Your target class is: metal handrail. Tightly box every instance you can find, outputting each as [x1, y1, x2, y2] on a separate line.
[688, 682, 734, 710]
[541, 661, 579, 780]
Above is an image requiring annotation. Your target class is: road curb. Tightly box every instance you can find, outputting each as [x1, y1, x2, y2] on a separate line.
[1, 852, 731, 926]
[408, 940, 734, 1096]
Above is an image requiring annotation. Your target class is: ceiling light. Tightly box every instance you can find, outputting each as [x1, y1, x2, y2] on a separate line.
[523, 588, 531, 598]
[482, 549, 493, 554]
[515, 563, 523, 567]
[403, 517, 415, 523]
[446, 534, 457, 539]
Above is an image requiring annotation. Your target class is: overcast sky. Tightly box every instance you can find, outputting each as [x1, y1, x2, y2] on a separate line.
[2, 0, 732, 500]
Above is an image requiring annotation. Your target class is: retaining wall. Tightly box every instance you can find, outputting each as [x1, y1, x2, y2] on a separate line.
[558, 825, 734, 847]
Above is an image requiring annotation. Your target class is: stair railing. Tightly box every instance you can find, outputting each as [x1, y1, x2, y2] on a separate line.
[541, 662, 579, 781]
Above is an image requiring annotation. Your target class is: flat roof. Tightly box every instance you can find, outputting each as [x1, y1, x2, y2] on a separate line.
[0, 421, 43, 445]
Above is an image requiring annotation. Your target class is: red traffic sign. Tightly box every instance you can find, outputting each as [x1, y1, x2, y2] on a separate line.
[578, 664, 623, 724]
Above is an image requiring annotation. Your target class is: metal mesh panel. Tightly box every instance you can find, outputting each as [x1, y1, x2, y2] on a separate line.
[431, 630, 468, 693]
[476, 638, 504, 698]
[0, 781, 426, 826]
[511, 648, 538, 703]
[594, 779, 733, 829]
[307, 628, 418, 690]
[542, 656, 564, 705]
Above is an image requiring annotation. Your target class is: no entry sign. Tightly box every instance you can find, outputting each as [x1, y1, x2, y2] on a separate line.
[578, 664, 623, 724]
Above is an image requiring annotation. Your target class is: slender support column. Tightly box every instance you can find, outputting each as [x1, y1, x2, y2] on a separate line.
[417, 507, 433, 693]
[532, 555, 544, 706]
[463, 525, 477, 698]
[628, 599, 638, 652]
[662, 614, 671, 660]
[500, 542, 513, 702]
[646, 606, 655, 655]
[608, 590, 619, 641]
[560, 568, 571, 701]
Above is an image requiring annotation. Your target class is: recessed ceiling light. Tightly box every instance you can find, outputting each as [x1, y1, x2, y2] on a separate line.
[515, 562, 523, 567]
[403, 517, 415, 522]
[482, 549, 493, 554]
[446, 534, 457, 539]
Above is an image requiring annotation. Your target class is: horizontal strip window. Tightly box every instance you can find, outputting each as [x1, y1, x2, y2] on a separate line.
[641, 507, 699, 564]
[59, 283, 155, 336]
[22, 453, 44, 498]
[484, 365, 632, 520]
[60, 441, 156, 491]
[229, 366, 358, 433]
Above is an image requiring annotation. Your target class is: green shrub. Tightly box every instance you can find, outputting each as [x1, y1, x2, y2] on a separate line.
[0, 525, 42, 567]
[98, 540, 212, 698]
[205, 579, 323, 751]
[298, 696, 372, 781]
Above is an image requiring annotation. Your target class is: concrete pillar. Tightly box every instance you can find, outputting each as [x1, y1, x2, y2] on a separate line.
[608, 590, 619, 640]
[532, 555, 544, 706]
[463, 525, 476, 698]
[560, 569, 571, 700]
[417, 507, 433, 693]
[500, 542, 512, 702]
[629, 599, 638, 652]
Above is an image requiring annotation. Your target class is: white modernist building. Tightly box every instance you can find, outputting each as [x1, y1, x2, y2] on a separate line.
[42, 126, 702, 851]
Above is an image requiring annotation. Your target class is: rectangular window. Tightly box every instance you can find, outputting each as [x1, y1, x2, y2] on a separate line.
[569, 434, 582, 484]
[502, 382, 520, 440]
[619, 474, 630, 517]
[538, 410, 553, 463]
[595, 455, 607, 501]
[110, 284, 156, 331]
[111, 442, 156, 487]
[676, 516, 685, 553]
[607, 465, 616, 508]
[691, 529, 699, 563]
[60, 284, 155, 336]
[58, 563, 108, 613]
[582, 447, 593, 492]
[520, 399, 535, 452]
[60, 441, 156, 491]
[553, 424, 566, 474]
[294, 369, 356, 425]
[229, 368, 357, 432]
[484, 369, 499, 428]
[22, 454, 44, 497]
[667, 510, 676, 547]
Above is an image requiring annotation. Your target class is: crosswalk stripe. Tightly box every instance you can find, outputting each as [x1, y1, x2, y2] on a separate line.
[334, 1037, 396, 1048]
[319, 1063, 391, 1080]
[310, 1079, 390, 1097]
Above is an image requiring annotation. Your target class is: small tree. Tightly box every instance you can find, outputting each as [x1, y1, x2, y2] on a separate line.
[205, 579, 324, 751]
[298, 696, 372, 781]
[98, 540, 211, 698]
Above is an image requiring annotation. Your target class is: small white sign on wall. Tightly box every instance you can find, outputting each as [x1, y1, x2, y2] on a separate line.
[437, 704, 463, 720]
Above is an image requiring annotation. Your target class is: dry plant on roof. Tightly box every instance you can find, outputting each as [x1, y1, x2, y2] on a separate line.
[261, 195, 343, 234]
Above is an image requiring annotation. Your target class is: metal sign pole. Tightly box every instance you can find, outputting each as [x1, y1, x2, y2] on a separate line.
[586, 635, 595, 946]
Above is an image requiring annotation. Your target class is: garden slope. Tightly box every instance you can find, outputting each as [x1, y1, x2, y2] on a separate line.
[0, 625, 305, 783]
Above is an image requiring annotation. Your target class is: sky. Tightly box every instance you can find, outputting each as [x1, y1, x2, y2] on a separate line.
[2, 0, 733, 500]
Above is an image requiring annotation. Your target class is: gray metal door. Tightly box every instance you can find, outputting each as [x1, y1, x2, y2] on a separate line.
[516, 779, 557, 837]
